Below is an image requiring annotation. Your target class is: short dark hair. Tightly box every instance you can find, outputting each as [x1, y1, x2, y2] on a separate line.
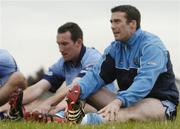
[111, 5, 141, 30]
[57, 22, 83, 42]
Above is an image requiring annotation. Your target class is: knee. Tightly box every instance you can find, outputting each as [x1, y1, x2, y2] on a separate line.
[8, 72, 27, 89]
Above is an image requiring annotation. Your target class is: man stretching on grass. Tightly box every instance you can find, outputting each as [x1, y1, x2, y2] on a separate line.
[64, 5, 179, 124]
[1, 22, 115, 122]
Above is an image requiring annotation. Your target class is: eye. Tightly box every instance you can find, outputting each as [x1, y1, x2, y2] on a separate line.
[114, 19, 121, 23]
[56, 42, 60, 46]
[110, 19, 121, 24]
[62, 42, 68, 46]
[58, 42, 69, 48]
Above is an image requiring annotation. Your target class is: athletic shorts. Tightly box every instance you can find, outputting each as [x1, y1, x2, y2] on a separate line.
[161, 100, 177, 120]
[0, 49, 18, 87]
[0, 74, 12, 87]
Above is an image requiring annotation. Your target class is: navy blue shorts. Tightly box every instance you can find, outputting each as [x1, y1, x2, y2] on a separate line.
[161, 100, 177, 120]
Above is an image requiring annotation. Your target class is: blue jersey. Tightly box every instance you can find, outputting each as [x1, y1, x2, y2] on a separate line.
[43, 45, 115, 93]
[0, 49, 18, 86]
[78, 29, 179, 107]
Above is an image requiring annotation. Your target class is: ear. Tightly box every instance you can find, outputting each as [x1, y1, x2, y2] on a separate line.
[129, 20, 137, 30]
[75, 38, 83, 47]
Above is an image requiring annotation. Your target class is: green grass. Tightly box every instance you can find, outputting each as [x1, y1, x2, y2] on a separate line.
[1, 106, 180, 129]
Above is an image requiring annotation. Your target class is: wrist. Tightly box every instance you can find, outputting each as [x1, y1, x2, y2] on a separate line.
[113, 99, 122, 107]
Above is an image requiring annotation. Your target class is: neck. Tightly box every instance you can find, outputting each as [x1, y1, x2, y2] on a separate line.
[72, 45, 82, 64]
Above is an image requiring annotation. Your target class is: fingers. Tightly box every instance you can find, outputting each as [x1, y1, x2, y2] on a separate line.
[49, 109, 55, 115]
[49, 105, 65, 115]
[104, 109, 113, 121]
[98, 103, 120, 122]
[33, 106, 51, 114]
[49, 108, 58, 115]
[109, 110, 117, 121]
[64, 107, 68, 117]
[98, 106, 110, 121]
[102, 110, 117, 122]
[98, 106, 108, 119]
[50, 101, 67, 114]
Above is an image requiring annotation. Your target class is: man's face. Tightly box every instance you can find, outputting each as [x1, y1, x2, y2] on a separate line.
[56, 31, 80, 61]
[111, 11, 135, 42]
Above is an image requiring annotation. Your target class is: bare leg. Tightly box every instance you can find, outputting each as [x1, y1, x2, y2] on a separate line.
[0, 72, 27, 106]
[111, 98, 166, 122]
[85, 88, 166, 122]
[83, 88, 166, 123]
[87, 87, 116, 110]
[84, 103, 97, 113]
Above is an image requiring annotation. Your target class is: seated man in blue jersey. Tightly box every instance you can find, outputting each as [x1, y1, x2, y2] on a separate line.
[64, 5, 179, 124]
[0, 49, 27, 119]
[17, 22, 115, 117]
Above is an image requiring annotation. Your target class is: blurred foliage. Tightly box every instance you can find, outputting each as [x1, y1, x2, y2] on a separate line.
[26, 67, 180, 91]
[27, 68, 45, 86]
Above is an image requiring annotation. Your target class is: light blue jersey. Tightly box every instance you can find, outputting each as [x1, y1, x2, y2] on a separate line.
[43, 45, 115, 93]
[78, 29, 179, 107]
[0, 49, 18, 86]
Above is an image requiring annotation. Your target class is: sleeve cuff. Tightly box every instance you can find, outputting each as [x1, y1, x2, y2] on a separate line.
[77, 72, 86, 78]
[116, 95, 126, 107]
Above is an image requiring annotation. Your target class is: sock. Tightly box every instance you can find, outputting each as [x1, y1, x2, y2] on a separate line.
[81, 113, 103, 124]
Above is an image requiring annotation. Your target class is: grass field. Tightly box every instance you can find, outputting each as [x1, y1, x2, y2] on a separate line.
[0, 106, 180, 129]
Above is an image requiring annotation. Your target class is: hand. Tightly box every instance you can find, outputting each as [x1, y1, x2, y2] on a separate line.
[49, 99, 67, 115]
[0, 103, 10, 113]
[98, 99, 122, 122]
[33, 102, 52, 114]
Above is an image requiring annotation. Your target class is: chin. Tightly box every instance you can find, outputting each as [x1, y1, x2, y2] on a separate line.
[115, 38, 121, 41]
[63, 57, 69, 62]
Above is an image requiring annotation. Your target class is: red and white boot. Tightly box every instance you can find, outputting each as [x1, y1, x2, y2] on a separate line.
[66, 84, 85, 124]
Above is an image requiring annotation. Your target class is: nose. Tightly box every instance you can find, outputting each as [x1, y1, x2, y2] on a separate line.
[59, 45, 64, 53]
[111, 22, 115, 30]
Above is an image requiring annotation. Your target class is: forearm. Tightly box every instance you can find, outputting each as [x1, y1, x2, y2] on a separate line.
[23, 86, 43, 104]
[47, 86, 68, 106]
[116, 77, 155, 107]
[23, 80, 51, 105]
[48, 79, 81, 106]
[78, 71, 105, 99]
